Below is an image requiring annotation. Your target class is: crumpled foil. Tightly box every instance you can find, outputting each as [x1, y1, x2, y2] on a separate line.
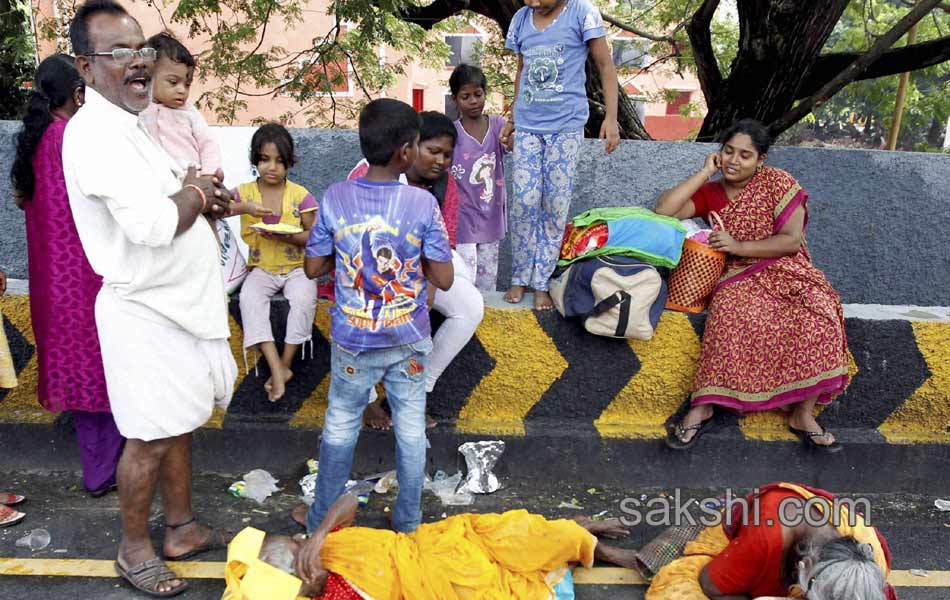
[459, 440, 505, 494]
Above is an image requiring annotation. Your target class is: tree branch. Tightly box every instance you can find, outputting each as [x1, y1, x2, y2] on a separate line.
[601, 11, 677, 44]
[900, 0, 950, 14]
[686, 0, 722, 105]
[771, 0, 946, 136]
[797, 35, 950, 97]
[393, 0, 471, 30]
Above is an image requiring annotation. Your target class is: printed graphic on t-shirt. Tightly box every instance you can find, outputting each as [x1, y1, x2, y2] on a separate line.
[335, 217, 421, 332]
[523, 45, 566, 104]
[469, 152, 497, 205]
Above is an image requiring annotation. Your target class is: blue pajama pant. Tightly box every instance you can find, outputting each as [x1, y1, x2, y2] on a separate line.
[510, 130, 583, 291]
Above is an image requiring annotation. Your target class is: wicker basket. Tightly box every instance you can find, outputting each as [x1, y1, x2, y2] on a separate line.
[665, 212, 727, 313]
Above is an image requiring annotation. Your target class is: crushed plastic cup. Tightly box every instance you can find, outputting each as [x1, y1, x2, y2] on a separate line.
[424, 471, 473, 506]
[935, 499, 950, 511]
[458, 441, 505, 494]
[373, 471, 398, 494]
[16, 529, 51, 552]
[240, 469, 280, 503]
[344, 480, 374, 506]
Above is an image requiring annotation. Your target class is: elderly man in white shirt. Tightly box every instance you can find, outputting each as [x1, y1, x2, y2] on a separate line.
[62, 0, 237, 596]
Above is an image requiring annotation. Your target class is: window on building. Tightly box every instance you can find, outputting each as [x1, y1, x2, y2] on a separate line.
[444, 94, 459, 121]
[412, 89, 425, 112]
[289, 56, 351, 96]
[612, 39, 646, 70]
[445, 35, 483, 67]
[666, 91, 692, 115]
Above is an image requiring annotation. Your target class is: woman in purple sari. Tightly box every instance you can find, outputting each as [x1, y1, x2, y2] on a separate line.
[11, 54, 123, 496]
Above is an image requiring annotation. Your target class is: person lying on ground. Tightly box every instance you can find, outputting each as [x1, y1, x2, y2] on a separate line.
[645, 482, 896, 600]
[224, 492, 639, 599]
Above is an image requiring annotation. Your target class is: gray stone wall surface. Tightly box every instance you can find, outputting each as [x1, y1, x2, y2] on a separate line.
[1, 120, 948, 305]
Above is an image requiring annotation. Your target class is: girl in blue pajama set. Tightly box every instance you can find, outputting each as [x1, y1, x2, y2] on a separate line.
[501, 0, 621, 310]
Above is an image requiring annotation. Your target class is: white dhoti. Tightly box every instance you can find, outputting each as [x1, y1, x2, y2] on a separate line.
[95, 286, 237, 441]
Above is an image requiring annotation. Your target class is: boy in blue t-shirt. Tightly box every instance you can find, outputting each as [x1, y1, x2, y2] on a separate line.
[304, 99, 454, 533]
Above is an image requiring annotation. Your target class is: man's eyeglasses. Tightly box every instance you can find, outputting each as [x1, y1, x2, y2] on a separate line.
[84, 47, 157, 64]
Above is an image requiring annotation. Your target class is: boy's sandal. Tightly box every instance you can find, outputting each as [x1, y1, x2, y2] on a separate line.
[163, 516, 232, 561]
[665, 415, 714, 451]
[115, 557, 189, 598]
[788, 426, 843, 454]
[0, 504, 25, 527]
[0, 492, 24, 506]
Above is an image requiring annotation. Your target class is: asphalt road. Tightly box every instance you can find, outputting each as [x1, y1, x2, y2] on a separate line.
[1, 465, 948, 599]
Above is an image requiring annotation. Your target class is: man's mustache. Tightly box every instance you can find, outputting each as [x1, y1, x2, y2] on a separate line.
[122, 70, 150, 85]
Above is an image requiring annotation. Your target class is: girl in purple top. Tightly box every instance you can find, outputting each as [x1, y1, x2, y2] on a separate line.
[10, 54, 123, 497]
[449, 64, 512, 292]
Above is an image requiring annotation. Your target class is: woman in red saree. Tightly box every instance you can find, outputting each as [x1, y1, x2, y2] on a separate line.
[656, 120, 848, 452]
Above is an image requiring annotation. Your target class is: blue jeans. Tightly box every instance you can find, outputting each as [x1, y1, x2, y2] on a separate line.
[307, 338, 433, 533]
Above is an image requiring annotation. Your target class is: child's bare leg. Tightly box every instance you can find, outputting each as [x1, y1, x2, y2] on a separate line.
[533, 290, 555, 311]
[364, 387, 392, 431]
[365, 400, 392, 431]
[504, 285, 525, 304]
[258, 342, 291, 401]
[280, 342, 301, 369]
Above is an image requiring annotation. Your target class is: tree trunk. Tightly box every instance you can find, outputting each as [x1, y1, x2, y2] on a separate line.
[585, 56, 650, 140]
[695, 0, 850, 141]
[926, 117, 945, 148]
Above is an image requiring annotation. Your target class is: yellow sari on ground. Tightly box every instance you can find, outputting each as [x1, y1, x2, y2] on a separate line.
[321, 509, 596, 600]
[645, 483, 892, 600]
[223, 510, 596, 600]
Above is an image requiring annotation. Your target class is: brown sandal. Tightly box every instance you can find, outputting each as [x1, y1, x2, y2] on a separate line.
[115, 557, 189, 597]
[164, 516, 231, 561]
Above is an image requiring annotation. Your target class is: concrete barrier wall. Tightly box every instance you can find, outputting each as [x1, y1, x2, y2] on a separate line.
[1, 121, 948, 305]
[2, 295, 948, 444]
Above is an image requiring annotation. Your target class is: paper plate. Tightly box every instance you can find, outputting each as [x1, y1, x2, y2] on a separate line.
[250, 222, 303, 234]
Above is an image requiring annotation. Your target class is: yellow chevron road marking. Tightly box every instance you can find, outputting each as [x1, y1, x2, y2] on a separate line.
[290, 304, 333, 428]
[0, 558, 945, 588]
[595, 313, 700, 438]
[879, 322, 950, 444]
[456, 309, 567, 435]
[740, 351, 858, 441]
[0, 296, 54, 424]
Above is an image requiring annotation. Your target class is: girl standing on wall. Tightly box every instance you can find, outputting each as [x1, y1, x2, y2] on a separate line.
[501, 0, 621, 310]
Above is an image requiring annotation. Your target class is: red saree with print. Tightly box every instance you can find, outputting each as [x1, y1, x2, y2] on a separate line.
[690, 167, 849, 412]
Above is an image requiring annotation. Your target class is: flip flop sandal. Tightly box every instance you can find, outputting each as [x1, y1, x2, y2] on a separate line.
[665, 415, 715, 450]
[115, 557, 189, 598]
[0, 505, 25, 527]
[163, 516, 232, 561]
[89, 482, 118, 499]
[789, 426, 843, 454]
[0, 493, 25, 506]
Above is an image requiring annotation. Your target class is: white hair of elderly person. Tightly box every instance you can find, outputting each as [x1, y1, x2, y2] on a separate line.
[787, 536, 888, 600]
